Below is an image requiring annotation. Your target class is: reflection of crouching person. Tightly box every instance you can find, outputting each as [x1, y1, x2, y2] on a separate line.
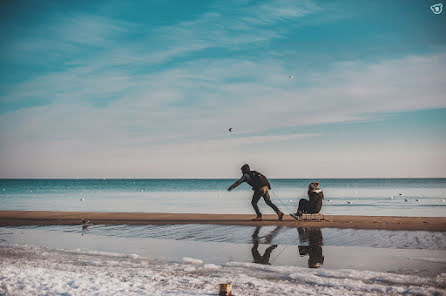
[298, 228, 324, 268]
[294, 182, 324, 217]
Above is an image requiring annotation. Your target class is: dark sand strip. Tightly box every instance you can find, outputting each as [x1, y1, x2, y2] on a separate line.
[0, 211, 445, 231]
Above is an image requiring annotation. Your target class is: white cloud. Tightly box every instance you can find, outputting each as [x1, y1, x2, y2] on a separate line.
[1, 51, 446, 177]
[1, 1, 445, 177]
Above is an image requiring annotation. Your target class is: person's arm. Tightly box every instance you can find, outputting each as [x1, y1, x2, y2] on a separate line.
[228, 175, 246, 191]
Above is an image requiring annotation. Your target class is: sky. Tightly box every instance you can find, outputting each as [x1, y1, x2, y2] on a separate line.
[0, 0, 445, 178]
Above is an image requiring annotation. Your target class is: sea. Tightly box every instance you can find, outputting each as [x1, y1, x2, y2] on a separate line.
[1, 178, 445, 295]
[1, 178, 446, 216]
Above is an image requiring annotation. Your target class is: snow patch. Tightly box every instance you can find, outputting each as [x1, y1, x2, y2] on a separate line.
[0, 245, 445, 296]
[183, 257, 204, 264]
[203, 264, 221, 270]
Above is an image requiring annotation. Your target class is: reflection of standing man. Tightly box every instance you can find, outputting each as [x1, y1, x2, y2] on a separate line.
[251, 226, 282, 265]
[298, 227, 324, 268]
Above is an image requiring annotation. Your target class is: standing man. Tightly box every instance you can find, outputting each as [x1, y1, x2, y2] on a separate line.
[228, 164, 284, 221]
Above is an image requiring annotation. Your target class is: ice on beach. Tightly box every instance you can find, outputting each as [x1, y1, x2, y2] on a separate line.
[203, 264, 221, 270]
[1, 245, 445, 296]
[184, 266, 196, 272]
[183, 257, 204, 264]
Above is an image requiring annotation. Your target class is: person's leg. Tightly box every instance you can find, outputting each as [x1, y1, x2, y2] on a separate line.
[261, 245, 278, 264]
[297, 199, 310, 216]
[261, 188, 280, 213]
[252, 226, 261, 243]
[261, 188, 284, 220]
[264, 226, 282, 244]
[251, 190, 263, 217]
[251, 242, 262, 263]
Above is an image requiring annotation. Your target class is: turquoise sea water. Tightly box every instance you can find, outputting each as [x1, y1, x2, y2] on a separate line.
[1, 179, 445, 216]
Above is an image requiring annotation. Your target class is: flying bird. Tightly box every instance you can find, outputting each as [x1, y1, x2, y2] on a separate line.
[289, 75, 294, 79]
[228, 128, 232, 133]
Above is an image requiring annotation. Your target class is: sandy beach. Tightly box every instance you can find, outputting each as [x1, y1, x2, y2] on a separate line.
[1, 210, 445, 231]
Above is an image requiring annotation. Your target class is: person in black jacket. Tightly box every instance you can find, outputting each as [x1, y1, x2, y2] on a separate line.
[228, 164, 284, 221]
[292, 182, 324, 218]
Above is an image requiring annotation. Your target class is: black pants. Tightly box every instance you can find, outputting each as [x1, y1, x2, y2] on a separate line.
[297, 199, 320, 214]
[252, 186, 280, 217]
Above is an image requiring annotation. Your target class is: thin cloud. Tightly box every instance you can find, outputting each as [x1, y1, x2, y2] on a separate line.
[1, 1, 445, 177]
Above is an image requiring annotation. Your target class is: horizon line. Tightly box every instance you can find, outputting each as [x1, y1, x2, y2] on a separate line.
[1, 177, 446, 180]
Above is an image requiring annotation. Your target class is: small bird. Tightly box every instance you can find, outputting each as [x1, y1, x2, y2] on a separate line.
[415, 199, 420, 202]
[404, 199, 408, 202]
[389, 196, 394, 200]
[399, 193, 404, 196]
[347, 201, 352, 204]
[80, 198, 84, 202]
[228, 128, 232, 133]
[327, 199, 332, 202]
[289, 75, 294, 79]
[81, 219, 90, 229]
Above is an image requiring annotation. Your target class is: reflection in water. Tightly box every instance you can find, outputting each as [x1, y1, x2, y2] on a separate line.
[251, 226, 282, 265]
[298, 227, 324, 268]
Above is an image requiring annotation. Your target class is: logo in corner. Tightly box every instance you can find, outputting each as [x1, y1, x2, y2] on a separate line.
[431, 3, 443, 14]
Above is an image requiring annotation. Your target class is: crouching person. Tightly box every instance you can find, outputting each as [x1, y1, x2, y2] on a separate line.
[291, 182, 324, 219]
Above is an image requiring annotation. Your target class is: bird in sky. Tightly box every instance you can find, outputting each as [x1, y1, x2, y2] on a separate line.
[228, 128, 232, 133]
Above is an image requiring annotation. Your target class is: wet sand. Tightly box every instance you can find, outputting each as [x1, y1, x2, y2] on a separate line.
[0, 210, 445, 231]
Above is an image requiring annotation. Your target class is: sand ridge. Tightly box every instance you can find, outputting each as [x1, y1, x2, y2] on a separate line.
[0, 210, 445, 231]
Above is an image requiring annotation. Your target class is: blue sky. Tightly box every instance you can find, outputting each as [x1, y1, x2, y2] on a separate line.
[0, 0, 445, 178]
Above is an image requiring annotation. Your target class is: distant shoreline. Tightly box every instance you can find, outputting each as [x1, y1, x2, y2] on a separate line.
[1, 177, 446, 180]
[1, 210, 445, 231]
